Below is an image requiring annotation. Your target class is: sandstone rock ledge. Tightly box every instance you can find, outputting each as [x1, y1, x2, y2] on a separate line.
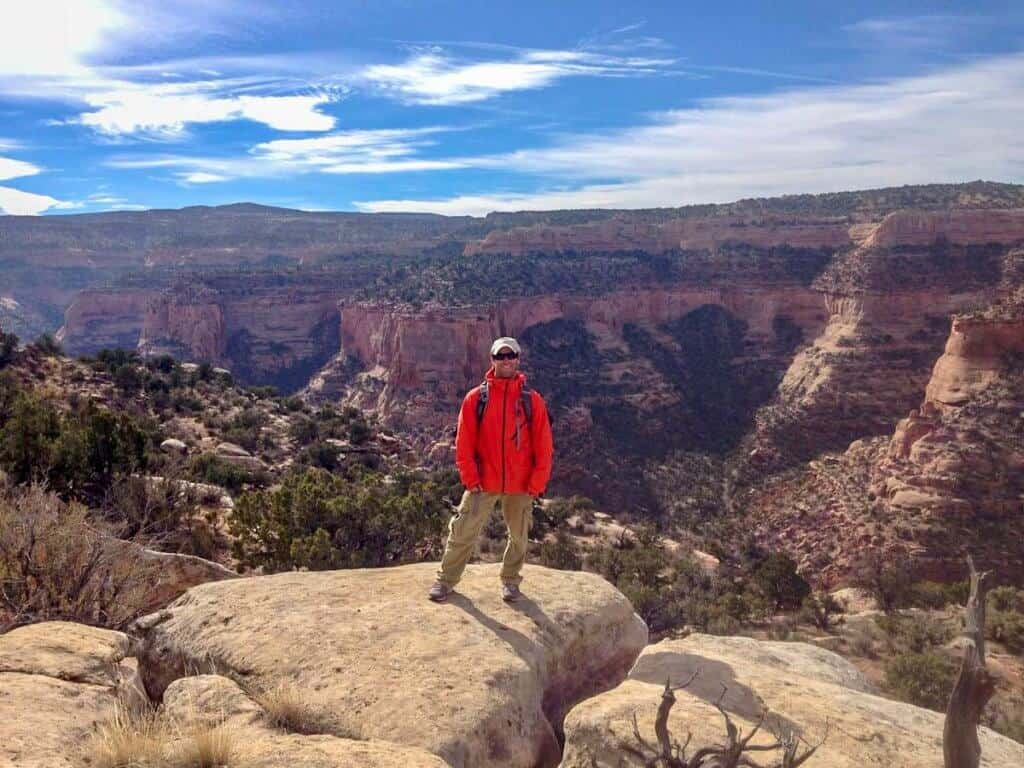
[0, 622, 146, 768]
[559, 634, 1024, 768]
[135, 562, 649, 768]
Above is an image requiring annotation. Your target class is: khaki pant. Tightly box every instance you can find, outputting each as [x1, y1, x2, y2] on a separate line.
[437, 491, 533, 587]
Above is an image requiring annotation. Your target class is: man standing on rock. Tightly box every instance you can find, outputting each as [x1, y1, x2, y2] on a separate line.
[429, 336, 554, 603]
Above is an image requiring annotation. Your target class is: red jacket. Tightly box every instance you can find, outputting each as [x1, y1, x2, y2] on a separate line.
[455, 369, 554, 496]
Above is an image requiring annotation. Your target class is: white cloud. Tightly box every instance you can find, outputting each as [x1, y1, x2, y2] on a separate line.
[356, 52, 1024, 214]
[362, 48, 676, 105]
[0, 186, 62, 215]
[178, 172, 228, 184]
[77, 84, 337, 135]
[0, 154, 66, 214]
[0, 0, 128, 78]
[0, 156, 41, 182]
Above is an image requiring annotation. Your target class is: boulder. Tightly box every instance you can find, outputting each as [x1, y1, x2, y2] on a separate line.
[214, 442, 264, 470]
[559, 634, 1024, 768]
[216, 441, 251, 458]
[830, 586, 877, 613]
[161, 675, 450, 767]
[160, 437, 188, 455]
[102, 537, 238, 615]
[0, 622, 145, 767]
[135, 562, 648, 768]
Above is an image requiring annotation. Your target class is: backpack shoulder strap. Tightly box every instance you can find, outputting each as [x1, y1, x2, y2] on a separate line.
[475, 380, 489, 424]
[519, 384, 533, 424]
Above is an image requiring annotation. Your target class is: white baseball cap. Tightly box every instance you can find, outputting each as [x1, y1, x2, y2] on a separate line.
[489, 337, 521, 356]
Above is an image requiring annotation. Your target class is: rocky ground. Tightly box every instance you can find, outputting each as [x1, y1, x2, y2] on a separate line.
[4, 566, 1022, 768]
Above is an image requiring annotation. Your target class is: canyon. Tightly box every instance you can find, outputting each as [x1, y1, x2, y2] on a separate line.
[3, 180, 1024, 582]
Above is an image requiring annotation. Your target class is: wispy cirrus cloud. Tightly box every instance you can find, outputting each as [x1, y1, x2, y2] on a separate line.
[362, 47, 677, 105]
[356, 52, 1024, 215]
[107, 126, 466, 181]
[252, 128, 465, 173]
[843, 14, 992, 50]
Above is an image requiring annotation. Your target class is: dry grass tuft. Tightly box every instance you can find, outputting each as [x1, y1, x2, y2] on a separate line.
[85, 702, 168, 768]
[173, 721, 238, 768]
[254, 681, 322, 735]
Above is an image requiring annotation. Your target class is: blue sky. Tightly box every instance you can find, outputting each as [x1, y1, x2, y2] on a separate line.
[1, 1, 1023, 216]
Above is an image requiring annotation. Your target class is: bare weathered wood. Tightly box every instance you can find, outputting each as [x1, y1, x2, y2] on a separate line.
[624, 676, 826, 768]
[943, 555, 996, 768]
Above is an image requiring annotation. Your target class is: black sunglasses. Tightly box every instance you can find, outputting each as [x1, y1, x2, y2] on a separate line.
[492, 352, 519, 360]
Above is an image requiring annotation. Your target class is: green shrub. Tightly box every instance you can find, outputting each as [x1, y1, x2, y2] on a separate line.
[347, 419, 372, 446]
[536, 529, 583, 571]
[113, 364, 144, 395]
[908, 580, 968, 610]
[750, 553, 810, 610]
[297, 442, 341, 472]
[290, 416, 319, 446]
[145, 354, 176, 374]
[0, 389, 153, 502]
[228, 467, 451, 573]
[988, 586, 1024, 613]
[988, 608, 1024, 654]
[281, 396, 305, 413]
[853, 552, 913, 613]
[95, 348, 140, 373]
[0, 391, 61, 485]
[31, 333, 62, 356]
[800, 592, 845, 631]
[874, 613, 953, 653]
[883, 651, 958, 712]
[0, 330, 17, 368]
[188, 453, 257, 495]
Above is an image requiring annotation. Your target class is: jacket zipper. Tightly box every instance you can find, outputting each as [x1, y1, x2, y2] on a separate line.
[500, 383, 508, 493]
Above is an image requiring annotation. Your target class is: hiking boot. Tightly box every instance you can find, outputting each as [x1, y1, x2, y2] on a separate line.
[501, 582, 521, 602]
[428, 581, 453, 602]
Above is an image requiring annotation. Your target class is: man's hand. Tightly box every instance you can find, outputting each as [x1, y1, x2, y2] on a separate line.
[468, 484, 482, 493]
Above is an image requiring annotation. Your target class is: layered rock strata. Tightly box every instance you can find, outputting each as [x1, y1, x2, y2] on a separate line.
[871, 297, 1024, 579]
[330, 285, 827, 424]
[56, 288, 157, 355]
[745, 210, 1023, 470]
[134, 282, 346, 390]
[747, 294, 1024, 584]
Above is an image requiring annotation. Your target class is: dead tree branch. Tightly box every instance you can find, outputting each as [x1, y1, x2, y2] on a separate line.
[623, 677, 827, 768]
[943, 555, 996, 768]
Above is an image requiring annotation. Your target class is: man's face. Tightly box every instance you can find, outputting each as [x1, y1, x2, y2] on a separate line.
[491, 346, 520, 378]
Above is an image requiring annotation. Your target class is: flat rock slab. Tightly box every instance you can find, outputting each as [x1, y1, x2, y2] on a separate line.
[0, 621, 132, 685]
[163, 675, 450, 767]
[560, 634, 1024, 768]
[136, 562, 648, 768]
[0, 623, 141, 768]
